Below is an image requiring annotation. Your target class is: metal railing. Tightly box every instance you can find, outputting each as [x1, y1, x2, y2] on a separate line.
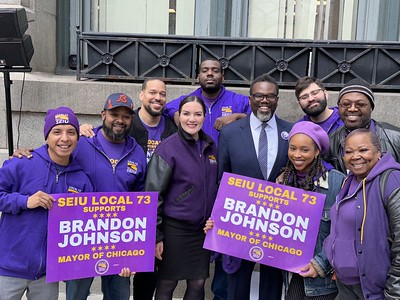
[77, 31, 400, 90]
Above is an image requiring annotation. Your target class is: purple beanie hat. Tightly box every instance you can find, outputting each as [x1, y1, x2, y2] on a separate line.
[288, 121, 329, 154]
[43, 106, 79, 140]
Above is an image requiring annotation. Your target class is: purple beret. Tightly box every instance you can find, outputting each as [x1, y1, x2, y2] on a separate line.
[288, 121, 329, 154]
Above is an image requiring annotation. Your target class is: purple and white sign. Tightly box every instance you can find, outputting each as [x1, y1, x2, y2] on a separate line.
[204, 172, 325, 273]
[46, 192, 157, 282]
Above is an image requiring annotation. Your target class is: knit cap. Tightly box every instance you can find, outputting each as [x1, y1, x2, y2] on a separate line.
[44, 106, 79, 140]
[103, 93, 134, 113]
[338, 78, 375, 109]
[288, 121, 329, 154]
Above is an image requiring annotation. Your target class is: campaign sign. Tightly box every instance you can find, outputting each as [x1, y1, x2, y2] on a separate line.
[204, 172, 325, 273]
[46, 192, 157, 282]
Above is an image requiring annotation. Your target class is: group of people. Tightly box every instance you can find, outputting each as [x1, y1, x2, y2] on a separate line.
[0, 57, 400, 300]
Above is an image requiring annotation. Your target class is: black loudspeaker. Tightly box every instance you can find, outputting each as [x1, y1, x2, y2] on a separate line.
[0, 35, 33, 67]
[0, 8, 34, 67]
[0, 8, 28, 39]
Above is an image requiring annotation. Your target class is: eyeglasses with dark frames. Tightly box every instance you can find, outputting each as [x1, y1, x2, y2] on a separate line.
[338, 101, 369, 109]
[298, 88, 323, 102]
[251, 94, 278, 102]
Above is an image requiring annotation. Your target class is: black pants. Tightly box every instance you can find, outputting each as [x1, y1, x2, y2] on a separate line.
[228, 260, 282, 300]
[133, 259, 159, 300]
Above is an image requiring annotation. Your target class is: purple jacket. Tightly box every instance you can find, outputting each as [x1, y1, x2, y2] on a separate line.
[164, 86, 251, 145]
[297, 106, 343, 134]
[73, 127, 147, 192]
[324, 153, 400, 300]
[145, 126, 218, 242]
[0, 145, 93, 280]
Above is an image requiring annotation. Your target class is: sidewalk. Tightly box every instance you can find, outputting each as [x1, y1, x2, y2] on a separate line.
[23, 271, 261, 299]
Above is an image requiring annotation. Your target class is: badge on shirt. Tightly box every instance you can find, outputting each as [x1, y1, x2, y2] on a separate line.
[208, 154, 217, 165]
[127, 161, 138, 174]
[221, 106, 233, 116]
[67, 186, 82, 193]
[281, 131, 289, 140]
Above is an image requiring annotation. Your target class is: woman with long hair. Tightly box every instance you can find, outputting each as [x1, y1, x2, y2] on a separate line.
[146, 96, 218, 300]
[280, 121, 345, 300]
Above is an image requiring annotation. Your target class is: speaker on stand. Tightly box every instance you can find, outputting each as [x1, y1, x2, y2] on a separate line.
[0, 7, 34, 156]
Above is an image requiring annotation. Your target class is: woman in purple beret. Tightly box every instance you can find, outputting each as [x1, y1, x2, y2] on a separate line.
[279, 121, 346, 300]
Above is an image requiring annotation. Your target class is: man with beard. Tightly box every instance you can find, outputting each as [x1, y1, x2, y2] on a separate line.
[13, 93, 147, 299]
[217, 74, 292, 300]
[130, 78, 176, 300]
[164, 58, 251, 145]
[295, 76, 343, 134]
[326, 78, 400, 174]
[130, 78, 177, 164]
[64, 92, 147, 300]
[79, 80, 177, 299]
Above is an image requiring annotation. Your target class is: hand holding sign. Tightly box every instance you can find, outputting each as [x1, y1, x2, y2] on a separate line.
[46, 191, 157, 282]
[204, 172, 325, 273]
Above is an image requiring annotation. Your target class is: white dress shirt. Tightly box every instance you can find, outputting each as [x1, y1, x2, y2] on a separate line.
[250, 113, 278, 179]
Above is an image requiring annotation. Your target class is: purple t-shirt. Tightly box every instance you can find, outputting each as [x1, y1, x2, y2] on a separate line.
[142, 117, 165, 163]
[298, 107, 343, 135]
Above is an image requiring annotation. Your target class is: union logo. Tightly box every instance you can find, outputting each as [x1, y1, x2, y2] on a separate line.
[249, 246, 264, 261]
[67, 186, 81, 193]
[127, 161, 138, 174]
[95, 259, 109, 275]
[55, 113, 70, 124]
[221, 106, 233, 116]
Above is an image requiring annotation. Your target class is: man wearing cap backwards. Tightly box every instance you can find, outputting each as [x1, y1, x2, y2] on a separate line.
[0, 107, 93, 299]
[13, 94, 147, 300]
[326, 78, 400, 174]
[295, 76, 343, 134]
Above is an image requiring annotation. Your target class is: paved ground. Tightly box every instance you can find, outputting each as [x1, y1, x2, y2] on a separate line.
[22, 271, 261, 299]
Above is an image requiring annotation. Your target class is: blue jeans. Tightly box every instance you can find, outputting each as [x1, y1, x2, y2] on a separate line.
[211, 258, 228, 300]
[66, 275, 130, 300]
[101, 275, 130, 300]
[66, 277, 93, 300]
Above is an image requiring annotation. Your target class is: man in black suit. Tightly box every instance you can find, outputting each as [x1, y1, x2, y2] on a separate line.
[218, 74, 293, 300]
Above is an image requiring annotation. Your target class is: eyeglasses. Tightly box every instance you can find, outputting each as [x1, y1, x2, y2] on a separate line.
[298, 89, 323, 101]
[251, 93, 278, 102]
[338, 101, 369, 109]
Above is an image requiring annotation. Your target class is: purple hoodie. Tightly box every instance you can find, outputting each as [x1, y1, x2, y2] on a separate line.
[324, 153, 400, 299]
[164, 86, 251, 145]
[0, 145, 93, 280]
[73, 126, 147, 192]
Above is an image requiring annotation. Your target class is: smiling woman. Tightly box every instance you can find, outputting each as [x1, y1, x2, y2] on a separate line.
[145, 95, 218, 299]
[324, 128, 400, 299]
[279, 121, 345, 300]
[178, 96, 206, 140]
